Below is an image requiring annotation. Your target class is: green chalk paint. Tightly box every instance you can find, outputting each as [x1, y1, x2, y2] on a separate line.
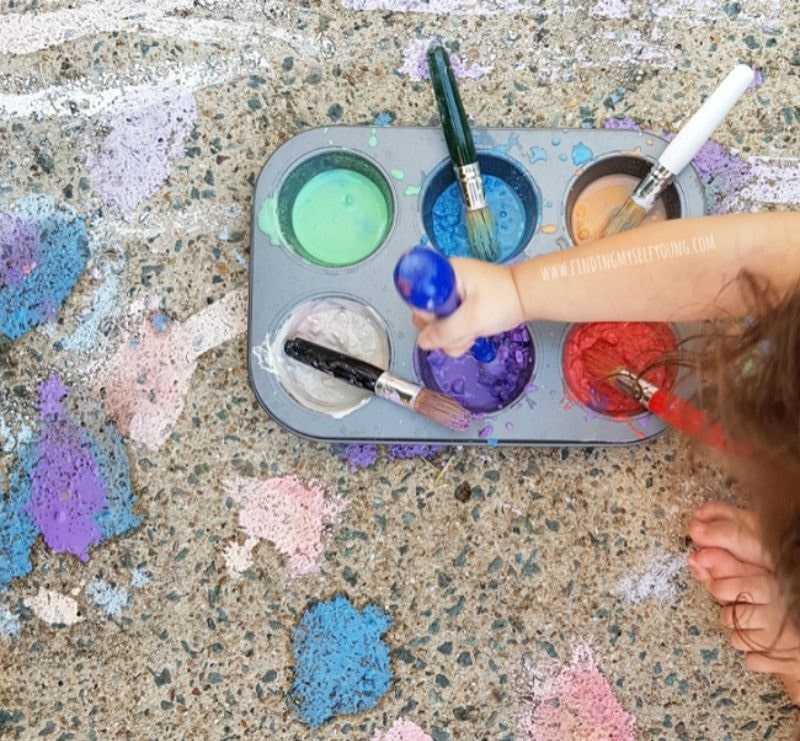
[390, 169, 405, 181]
[404, 185, 421, 196]
[368, 128, 378, 148]
[289, 168, 390, 266]
[257, 196, 283, 246]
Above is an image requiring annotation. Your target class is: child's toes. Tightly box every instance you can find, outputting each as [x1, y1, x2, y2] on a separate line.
[692, 547, 768, 580]
[728, 628, 767, 653]
[692, 500, 744, 523]
[720, 601, 771, 632]
[688, 513, 768, 566]
[706, 575, 773, 605]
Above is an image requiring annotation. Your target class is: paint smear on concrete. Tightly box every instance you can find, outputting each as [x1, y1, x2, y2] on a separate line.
[130, 566, 152, 588]
[590, 0, 631, 18]
[335, 444, 445, 471]
[0, 52, 269, 120]
[399, 38, 493, 81]
[736, 157, 800, 206]
[0, 607, 21, 637]
[341, 0, 527, 13]
[372, 719, 433, 740]
[617, 551, 687, 604]
[224, 476, 347, 577]
[101, 288, 246, 450]
[520, 643, 635, 740]
[289, 593, 392, 728]
[223, 538, 257, 579]
[24, 588, 83, 627]
[0, 196, 88, 340]
[87, 89, 196, 217]
[85, 578, 131, 616]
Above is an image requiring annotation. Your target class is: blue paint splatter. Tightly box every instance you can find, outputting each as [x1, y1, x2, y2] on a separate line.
[0, 607, 20, 637]
[551, 137, 561, 146]
[431, 175, 526, 262]
[373, 112, 394, 127]
[288, 594, 392, 728]
[150, 311, 170, 333]
[130, 566, 151, 588]
[0, 196, 88, 340]
[0, 447, 39, 592]
[527, 146, 547, 165]
[85, 578, 130, 616]
[558, 153, 568, 162]
[571, 142, 593, 166]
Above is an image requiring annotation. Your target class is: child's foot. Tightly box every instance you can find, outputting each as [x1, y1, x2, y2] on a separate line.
[688, 500, 800, 705]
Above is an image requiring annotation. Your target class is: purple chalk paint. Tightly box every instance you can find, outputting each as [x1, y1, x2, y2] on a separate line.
[0, 214, 39, 287]
[23, 374, 108, 561]
[416, 324, 534, 414]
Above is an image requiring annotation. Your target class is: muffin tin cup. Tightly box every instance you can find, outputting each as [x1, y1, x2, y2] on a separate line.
[248, 126, 705, 446]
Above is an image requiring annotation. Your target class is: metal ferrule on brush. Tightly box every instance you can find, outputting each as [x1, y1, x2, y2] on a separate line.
[375, 373, 420, 409]
[610, 369, 658, 404]
[455, 163, 488, 211]
[630, 163, 674, 211]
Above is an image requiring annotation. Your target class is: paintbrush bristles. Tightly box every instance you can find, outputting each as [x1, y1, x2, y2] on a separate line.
[414, 388, 471, 431]
[582, 345, 624, 380]
[599, 199, 646, 239]
[465, 206, 500, 262]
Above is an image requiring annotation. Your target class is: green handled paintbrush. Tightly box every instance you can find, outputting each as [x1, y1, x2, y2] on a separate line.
[427, 45, 499, 263]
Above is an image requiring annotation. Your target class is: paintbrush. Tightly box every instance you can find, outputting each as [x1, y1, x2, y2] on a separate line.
[283, 337, 472, 431]
[427, 45, 499, 263]
[583, 345, 730, 452]
[600, 64, 755, 238]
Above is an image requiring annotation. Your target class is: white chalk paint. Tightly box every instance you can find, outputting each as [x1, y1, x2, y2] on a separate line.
[590, 0, 631, 19]
[223, 538, 258, 579]
[617, 551, 687, 604]
[737, 157, 800, 206]
[398, 38, 494, 81]
[340, 0, 528, 13]
[24, 588, 84, 626]
[253, 297, 391, 419]
[0, 607, 21, 637]
[0, 52, 269, 119]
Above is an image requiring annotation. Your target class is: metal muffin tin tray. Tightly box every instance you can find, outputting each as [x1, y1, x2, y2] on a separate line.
[248, 126, 706, 446]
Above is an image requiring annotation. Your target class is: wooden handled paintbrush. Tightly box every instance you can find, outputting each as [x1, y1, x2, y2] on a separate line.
[583, 345, 730, 452]
[284, 337, 472, 431]
[600, 64, 755, 238]
[427, 45, 499, 263]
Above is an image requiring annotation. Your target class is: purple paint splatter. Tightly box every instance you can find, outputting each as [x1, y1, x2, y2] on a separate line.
[87, 89, 196, 216]
[23, 375, 108, 561]
[334, 443, 446, 470]
[399, 38, 493, 81]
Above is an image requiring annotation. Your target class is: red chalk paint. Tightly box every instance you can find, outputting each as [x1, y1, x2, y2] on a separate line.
[563, 322, 677, 416]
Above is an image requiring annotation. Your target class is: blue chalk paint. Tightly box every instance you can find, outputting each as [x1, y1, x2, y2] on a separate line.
[527, 146, 547, 164]
[0, 607, 20, 637]
[571, 142, 593, 166]
[558, 153, 568, 162]
[85, 578, 130, 616]
[0, 196, 88, 340]
[373, 112, 393, 127]
[130, 567, 151, 588]
[430, 175, 526, 262]
[0, 444, 39, 592]
[288, 594, 392, 728]
[150, 311, 170, 333]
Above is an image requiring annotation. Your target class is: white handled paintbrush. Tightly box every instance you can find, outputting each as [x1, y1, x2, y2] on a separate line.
[601, 64, 755, 238]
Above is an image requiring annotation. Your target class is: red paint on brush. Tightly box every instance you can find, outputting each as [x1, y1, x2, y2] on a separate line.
[563, 322, 677, 416]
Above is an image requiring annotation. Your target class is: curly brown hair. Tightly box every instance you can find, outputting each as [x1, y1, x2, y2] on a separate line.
[693, 270, 800, 707]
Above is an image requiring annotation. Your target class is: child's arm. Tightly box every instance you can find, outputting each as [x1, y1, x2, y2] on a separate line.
[417, 212, 800, 356]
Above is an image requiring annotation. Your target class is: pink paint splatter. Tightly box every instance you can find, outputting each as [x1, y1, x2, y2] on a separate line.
[224, 476, 348, 577]
[87, 87, 196, 216]
[372, 718, 433, 741]
[100, 288, 246, 450]
[399, 38, 493, 81]
[519, 643, 635, 741]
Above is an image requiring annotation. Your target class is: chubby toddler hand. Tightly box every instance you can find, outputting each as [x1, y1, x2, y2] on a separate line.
[413, 258, 525, 357]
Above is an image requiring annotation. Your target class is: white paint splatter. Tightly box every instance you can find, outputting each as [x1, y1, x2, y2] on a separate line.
[590, 0, 631, 19]
[737, 157, 800, 206]
[0, 607, 21, 637]
[223, 538, 258, 579]
[341, 0, 528, 13]
[0, 52, 269, 119]
[398, 38, 494, 81]
[24, 588, 84, 626]
[617, 551, 687, 604]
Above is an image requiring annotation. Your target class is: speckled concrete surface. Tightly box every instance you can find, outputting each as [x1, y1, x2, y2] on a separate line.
[1, 1, 799, 739]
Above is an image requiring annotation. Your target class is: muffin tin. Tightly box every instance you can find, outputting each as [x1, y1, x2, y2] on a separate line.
[248, 126, 706, 445]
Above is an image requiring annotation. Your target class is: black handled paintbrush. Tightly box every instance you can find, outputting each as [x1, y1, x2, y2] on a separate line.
[284, 337, 471, 431]
[427, 45, 499, 263]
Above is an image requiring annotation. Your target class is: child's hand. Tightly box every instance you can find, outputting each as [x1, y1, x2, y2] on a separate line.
[413, 258, 525, 357]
